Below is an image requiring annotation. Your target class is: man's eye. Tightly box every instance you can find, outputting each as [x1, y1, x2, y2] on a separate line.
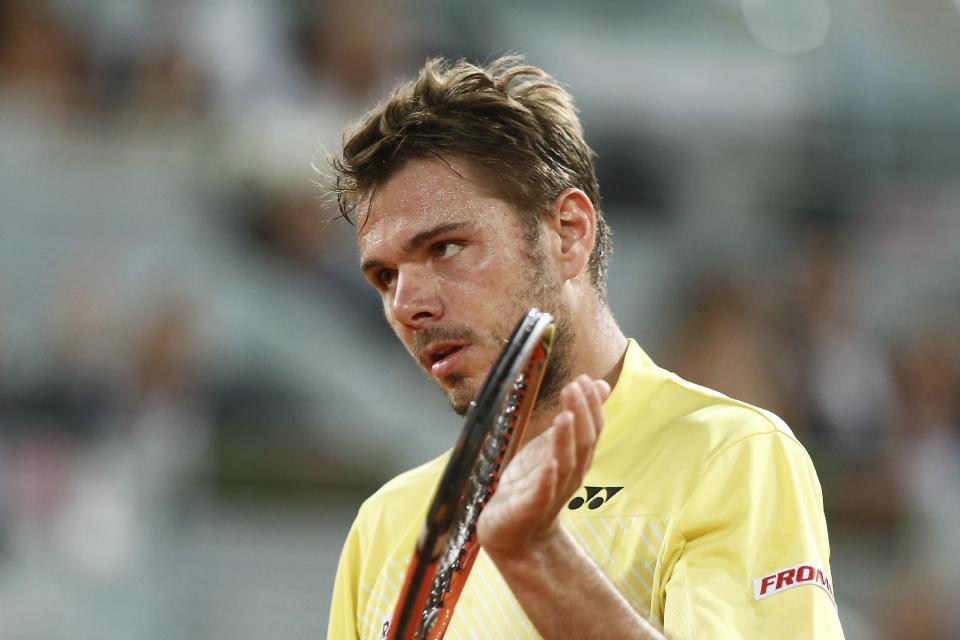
[375, 269, 397, 288]
[434, 241, 464, 259]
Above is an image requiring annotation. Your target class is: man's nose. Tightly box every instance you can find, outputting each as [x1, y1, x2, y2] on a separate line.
[390, 268, 443, 328]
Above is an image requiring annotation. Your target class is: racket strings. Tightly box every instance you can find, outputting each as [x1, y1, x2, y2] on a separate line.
[416, 371, 531, 638]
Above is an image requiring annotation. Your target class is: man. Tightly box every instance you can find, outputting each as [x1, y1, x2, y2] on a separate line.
[326, 56, 844, 639]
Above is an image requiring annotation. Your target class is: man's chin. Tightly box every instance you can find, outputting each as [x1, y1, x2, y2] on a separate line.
[442, 377, 477, 417]
[449, 390, 476, 416]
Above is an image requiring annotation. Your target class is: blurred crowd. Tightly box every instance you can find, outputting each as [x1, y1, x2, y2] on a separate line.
[1, 1, 958, 638]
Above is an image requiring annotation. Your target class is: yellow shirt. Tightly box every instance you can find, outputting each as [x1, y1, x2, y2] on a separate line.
[327, 340, 844, 639]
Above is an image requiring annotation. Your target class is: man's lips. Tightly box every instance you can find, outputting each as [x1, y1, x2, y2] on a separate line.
[421, 342, 470, 378]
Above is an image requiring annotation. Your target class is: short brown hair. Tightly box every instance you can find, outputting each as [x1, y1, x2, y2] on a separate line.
[332, 55, 611, 296]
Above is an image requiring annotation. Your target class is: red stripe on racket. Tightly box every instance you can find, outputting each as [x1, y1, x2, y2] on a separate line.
[386, 309, 556, 640]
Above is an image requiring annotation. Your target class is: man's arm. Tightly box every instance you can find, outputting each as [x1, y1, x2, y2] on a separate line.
[478, 375, 665, 639]
[659, 424, 844, 639]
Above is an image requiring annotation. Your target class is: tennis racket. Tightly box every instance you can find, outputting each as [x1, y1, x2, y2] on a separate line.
[385, 308, 556, 640]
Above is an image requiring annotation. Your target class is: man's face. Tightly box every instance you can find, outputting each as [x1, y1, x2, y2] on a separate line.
[357, 157, 567, 415]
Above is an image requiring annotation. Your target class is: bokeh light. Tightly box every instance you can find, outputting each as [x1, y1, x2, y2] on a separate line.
[742, 0, 831, 54]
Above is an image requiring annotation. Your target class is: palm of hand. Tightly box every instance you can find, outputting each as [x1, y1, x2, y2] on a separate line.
[477, 376, 610, 558]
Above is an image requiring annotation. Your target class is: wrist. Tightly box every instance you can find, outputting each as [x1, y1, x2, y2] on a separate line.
[484, 519, 572, 576]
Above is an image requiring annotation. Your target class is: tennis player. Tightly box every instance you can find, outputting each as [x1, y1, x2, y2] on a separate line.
[326, 56, 844, 639]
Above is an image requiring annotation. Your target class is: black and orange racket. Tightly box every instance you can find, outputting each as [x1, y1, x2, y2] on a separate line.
[385, 308, 556, 640]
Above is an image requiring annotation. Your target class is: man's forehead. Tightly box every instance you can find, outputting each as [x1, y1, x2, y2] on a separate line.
[354, 156, 490, 237]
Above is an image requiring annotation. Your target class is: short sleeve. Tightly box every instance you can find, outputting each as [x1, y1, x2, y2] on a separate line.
[327, 518, 363, 640]
[662, 431, 844, 639]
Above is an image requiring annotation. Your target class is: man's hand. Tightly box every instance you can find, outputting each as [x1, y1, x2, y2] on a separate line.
[475, 374, 664, 639]
[477, 374, 611, 558]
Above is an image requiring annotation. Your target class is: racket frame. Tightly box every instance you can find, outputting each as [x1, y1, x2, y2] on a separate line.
[386, 308, 556, 640]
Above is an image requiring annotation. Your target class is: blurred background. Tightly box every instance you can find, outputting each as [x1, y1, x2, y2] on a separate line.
[1, 0, 958, 638]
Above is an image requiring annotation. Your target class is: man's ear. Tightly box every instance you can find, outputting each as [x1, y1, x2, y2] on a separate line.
[546, 188, 596, 282]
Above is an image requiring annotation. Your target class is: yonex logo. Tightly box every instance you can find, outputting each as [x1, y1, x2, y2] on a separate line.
[567, 486, 622, 510]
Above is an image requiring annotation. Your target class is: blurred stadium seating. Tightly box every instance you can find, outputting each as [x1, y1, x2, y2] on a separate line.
[0, 1, 958, 638]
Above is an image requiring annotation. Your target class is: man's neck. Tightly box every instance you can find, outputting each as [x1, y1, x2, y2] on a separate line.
[524, 307, 627, 441]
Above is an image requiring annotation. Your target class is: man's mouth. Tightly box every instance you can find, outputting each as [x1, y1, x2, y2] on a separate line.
[423, 342, 470, 378]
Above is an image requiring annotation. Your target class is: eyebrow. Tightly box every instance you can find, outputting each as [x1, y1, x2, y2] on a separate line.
[360, 221, 473, 274]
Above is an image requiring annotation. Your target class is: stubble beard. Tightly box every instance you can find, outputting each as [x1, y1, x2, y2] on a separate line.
[443, 252, 575, 417]
[444, 310, 573, 417]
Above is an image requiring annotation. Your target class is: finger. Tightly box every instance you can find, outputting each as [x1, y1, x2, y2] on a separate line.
[550, 409, 576, 479]
[498, 453, 558, 513]
[561, 378, 598, 480]
[531, 457, 559, 514]
[577, 376, 605, 439]
[571, 378, 604, 481]
[486, 423, 568, 527]
[559, 384, 589, 457]
[503, 423, 562, 480]
[479, 458, 558, 549]
[595, 379, 611, 402]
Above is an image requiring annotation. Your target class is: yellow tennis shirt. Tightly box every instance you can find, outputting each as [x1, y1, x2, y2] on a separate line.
[327, 340, 844, 639]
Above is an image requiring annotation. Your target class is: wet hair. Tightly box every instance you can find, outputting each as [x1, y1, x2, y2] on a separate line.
[332, 55, 611, 296]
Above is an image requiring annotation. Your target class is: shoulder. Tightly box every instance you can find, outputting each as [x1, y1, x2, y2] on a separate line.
[650, 380, 828, 538]
[607, 340, 800, 457]
[353, 451, 451, 540]
[600, 344, 816, 516]
[662, 374, 818, 496]
[659, 373, 799, 452]
[653, 375, 823, 514]
[365, 451, 450, 507]
[604, 340, 809, 479]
